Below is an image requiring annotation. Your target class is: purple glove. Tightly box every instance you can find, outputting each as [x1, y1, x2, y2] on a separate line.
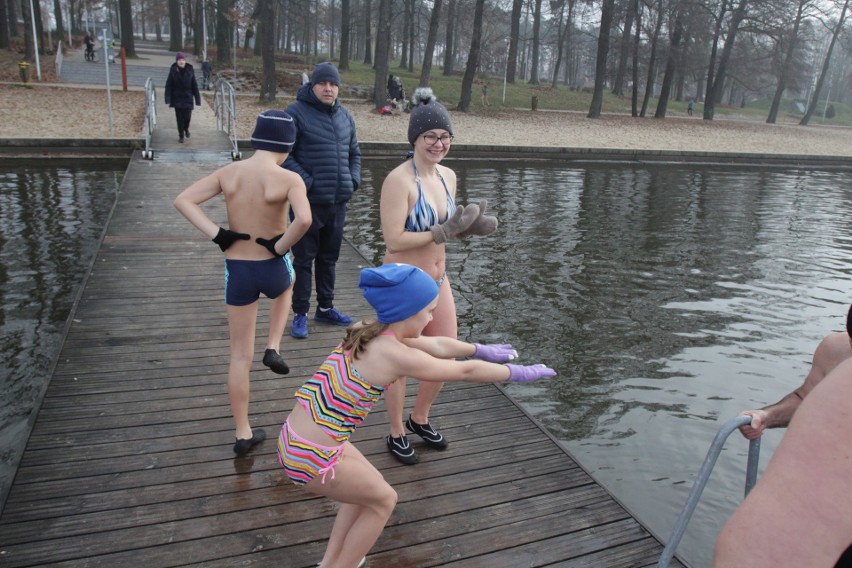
[473, 343, 517, 362]
[505, 364, 556, 383]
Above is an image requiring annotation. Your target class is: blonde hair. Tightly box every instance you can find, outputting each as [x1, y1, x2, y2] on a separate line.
[342, 320, 389, 359]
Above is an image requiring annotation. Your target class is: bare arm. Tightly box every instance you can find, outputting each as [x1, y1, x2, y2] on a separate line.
[387, 340, 510, 384]
[401, 335, 476, 360]
[173, 171, 224, 239]
[273, 181, 311, 255]
[715, 358, 852, 567]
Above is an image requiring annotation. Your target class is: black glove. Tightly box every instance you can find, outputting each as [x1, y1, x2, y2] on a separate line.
[255, 234, 285, 257]
[212, 227, 249, 251]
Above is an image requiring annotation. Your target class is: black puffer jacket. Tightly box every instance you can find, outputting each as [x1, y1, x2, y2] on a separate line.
[164, 62, 201, 109]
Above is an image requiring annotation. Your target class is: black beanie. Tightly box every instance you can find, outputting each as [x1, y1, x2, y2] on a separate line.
[311, 62, 341, 86]
[407, 88, 453, 145]
[250, 110, 296, 153]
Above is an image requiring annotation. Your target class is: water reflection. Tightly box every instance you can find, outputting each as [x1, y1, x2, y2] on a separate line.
[0, 163, 122, 507]
[348, 160, 852, 567]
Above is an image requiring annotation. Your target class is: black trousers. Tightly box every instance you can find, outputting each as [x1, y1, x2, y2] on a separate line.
[174, 108, 193, 136]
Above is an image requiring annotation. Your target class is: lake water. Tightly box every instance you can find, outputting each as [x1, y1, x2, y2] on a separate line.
[0, 162, 123, 511]
[346, 161, 852, 567]
[2, 159, 851, 567]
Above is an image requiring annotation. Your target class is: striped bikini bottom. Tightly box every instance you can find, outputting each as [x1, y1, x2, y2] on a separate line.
[277, 418, 345, 486]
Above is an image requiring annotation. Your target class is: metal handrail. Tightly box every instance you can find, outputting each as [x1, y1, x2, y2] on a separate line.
[657, 415, 762, 567]
[142, 77, 157, 160]
[213, 77, 241, 160]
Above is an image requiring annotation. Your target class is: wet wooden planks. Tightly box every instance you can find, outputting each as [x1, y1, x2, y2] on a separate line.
[0, 122, 683, 567]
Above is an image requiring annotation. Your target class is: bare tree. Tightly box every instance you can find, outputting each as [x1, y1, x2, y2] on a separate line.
[589, 0, 616, 117]
[443, 0, 456, 74]
[419, 0, 443, 86]
[339, 0, 351, 70]
[458, 0, 485, 110]
[0, 0, 9, 48]
[613, 0, 637, 95]
[529, 0, 542, 83]
[654, 10, 684, 117]
[373, 0, 392, 108]
[640, 0, 666, 116]
[119, 0, 136, 56]
[363, 0, 372, 64]
[704, 0, 749, 119]
[169, 0, 182, 51]
[801, 0, 849, 124]
[216, 0, 234, 65]
[766, 0, 811, 122]
[507, 0, 522, 83]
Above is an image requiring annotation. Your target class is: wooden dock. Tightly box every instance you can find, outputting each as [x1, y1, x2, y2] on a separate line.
[0, 96, 683, 567]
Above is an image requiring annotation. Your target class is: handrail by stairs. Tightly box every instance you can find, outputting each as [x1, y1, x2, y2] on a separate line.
[142, 77, 157, 160]
[657, 415, 762, 567]
[213, 77, 241, 160]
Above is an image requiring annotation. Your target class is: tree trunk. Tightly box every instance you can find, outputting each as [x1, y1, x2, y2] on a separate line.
[766, 0, 805, 123]
[52, 0, 64, 43]
[216, 0, 234, 65]
[550, 0, 566, 88]
[458, 0, 485, 111]
[588, 0, 615, 118]
[118, 0, 135, 56]
[339, 0, 351, 70]
[363, 0, 372, 64]
[259, 0, 277, 102]
[399, 0, 410, 68]
[0, 0, 9, 48]
[640, 1, 664, 117]
[443, 0, 455, 75]
[507, 0, 521, 83]
[528, 0, 542, 83]
[169, 0, 182, 51]
[654, 13, 682, 118]
[419, 0, 442, 87]
[9, 0, 19, 38]
[23, 0, 34, 60]
[801, 0, 848, 125]
[372, 0, 391, 108]
[612, 0, 636, 96]
[631, 0, 639, 116]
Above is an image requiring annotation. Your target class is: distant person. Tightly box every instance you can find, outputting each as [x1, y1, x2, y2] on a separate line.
[282, 62, 361, 339]
[713, 357, 852, 567]
[481, 83, 490, 106]
[174, 110, 312, 455]
[201, 59, 213, 90]
[277, 263, 556, 567]
[687, 98, 694, 116]
[300, 68, 310, 86]
[379, 87, 498, 465]
[164, 52, 201, 143]
[738, 303, 852, 440]
[84, 32, 95, 62]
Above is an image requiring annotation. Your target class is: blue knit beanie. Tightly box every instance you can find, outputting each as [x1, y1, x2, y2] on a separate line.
[311, 62, 341, 86]
[250, 110, 296, 153]
[359, 264, 439, 324]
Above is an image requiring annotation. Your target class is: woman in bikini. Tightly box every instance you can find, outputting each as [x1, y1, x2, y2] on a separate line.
[379, 88, 498, 464]
[278, 263, 555, 568]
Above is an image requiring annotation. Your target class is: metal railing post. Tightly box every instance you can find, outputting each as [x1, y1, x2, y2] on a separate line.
[657, 415, 760, 567]
[212, 77, 241, 160]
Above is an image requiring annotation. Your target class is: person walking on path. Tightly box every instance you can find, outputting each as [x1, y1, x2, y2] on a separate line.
[379, 87, 499, 464]
[282, 62, 362, 339]
[687, 98, 695, 116]
[738, 303, 852, 440]
[277, 263, 556, 568]
[164, 52, 201, 143]
[174, 110, 312, 455]
[481, 83, 490, 106]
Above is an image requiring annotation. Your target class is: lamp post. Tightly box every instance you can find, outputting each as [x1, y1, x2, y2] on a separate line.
[99, 31, 114, 136]
[28, 0, 42, 80]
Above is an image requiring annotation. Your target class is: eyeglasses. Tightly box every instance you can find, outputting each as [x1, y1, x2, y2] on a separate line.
[421, 133, 454, 146]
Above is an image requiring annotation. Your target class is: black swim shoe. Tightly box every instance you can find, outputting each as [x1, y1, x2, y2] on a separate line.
[406, 416, 448, 450]
[233, 429, 266, 456]
[262, 348, 290, 375]
[387, 434, 418, 465]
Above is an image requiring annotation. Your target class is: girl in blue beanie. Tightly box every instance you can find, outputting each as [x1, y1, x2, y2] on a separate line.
[278, 263, 555, 568]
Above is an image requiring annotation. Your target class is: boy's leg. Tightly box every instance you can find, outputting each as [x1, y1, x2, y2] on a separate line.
[226, 302, 259, 441]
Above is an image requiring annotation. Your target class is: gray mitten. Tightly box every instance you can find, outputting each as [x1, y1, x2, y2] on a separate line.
[458, 199, 498, 238]
[430, 203, 480, 244]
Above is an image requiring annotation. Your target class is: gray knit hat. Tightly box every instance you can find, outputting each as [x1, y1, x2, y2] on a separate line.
[250, 110, 296, 153]
[407, 88, 453, 145]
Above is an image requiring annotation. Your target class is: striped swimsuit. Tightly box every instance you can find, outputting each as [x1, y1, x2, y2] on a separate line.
[404, 159, 457, 233]
[278, 344, 386, 485]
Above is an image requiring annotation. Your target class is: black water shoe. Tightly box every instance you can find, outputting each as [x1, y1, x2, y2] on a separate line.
[387, 434, 418, 465]
[262, 348, 290, 375]
[406, 416, 448, 450]
[234, 429, 266, 456]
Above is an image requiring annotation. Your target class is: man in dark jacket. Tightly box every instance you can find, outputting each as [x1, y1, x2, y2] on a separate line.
[164, 52, 201, 143]
[283, 62, 362, 339]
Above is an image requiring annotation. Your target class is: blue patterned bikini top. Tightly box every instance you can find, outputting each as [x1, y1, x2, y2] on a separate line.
[404, 159, 457, 233]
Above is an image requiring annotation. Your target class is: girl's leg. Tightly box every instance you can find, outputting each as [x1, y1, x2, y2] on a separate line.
[226, 302, 259, 440]
[410, 277, 457, 424]
[312, 443, 397, 568]
[384, 377, 407, 438]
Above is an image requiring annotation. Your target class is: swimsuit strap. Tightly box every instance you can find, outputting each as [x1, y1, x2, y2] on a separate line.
[411, 159, 449, 193]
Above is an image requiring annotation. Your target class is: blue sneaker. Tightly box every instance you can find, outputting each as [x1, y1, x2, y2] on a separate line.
[291, 314, 308, 339]
[314, 307, 352, 326]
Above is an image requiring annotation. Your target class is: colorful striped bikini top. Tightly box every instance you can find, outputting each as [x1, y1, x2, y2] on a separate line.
[295, 345, 386, 442]
[404, 159, 457, 233]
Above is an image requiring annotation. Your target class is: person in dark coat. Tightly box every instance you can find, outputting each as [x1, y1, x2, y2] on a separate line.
[282, 62, 362, 339]
[164, 52, 201, 143]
